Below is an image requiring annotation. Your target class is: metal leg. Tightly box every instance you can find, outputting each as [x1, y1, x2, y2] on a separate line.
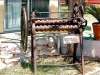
[80, 28, 85, 75]
[31, 33, 37, 75]
[33, 34, 37, 75]
[31, 22, 37, 75]
[31, 33, 33, 64]
[57, 34, 61, 54]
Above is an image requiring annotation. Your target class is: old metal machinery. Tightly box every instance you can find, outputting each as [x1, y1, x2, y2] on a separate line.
[20, 0, 87, 75]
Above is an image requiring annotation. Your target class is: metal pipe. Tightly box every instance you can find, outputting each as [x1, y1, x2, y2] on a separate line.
[37, 54, 74, 57]
[58, 0, 61, 18]
[38, 63, 81, 66]
[34, 11, 72, 14]
[27, 0, 30, 20]
[1, 41, 20, 43]
[31, 0, 32, 12]
[31, 17, 70, 20]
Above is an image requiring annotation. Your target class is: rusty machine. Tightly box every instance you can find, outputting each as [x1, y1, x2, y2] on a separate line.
[20, 0, 87, 75]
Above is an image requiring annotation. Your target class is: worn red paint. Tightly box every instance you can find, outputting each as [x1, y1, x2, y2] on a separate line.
[85, 0, 100, 4]
[61, 0, 66, 4]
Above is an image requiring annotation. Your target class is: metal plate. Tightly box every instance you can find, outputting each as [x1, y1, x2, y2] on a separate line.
[63, 34, 80, 44]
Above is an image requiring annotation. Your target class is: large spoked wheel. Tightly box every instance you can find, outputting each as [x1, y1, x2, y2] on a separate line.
[21, 7, 28, 52]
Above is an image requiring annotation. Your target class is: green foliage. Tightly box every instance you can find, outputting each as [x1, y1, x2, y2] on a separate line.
[85, 26, 91, 31]
[60, 4, 68, 18]
[86, 5, 100, 23]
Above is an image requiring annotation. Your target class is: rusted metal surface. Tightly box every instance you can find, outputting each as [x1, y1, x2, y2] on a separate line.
[37, 63, 81, 66]
[79, 28, 85, 75]
[21, 7, 28, 52]
[21, 0, 87, 75]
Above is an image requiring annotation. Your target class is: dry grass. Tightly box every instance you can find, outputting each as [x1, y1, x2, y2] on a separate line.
[0, 57, 100, 75]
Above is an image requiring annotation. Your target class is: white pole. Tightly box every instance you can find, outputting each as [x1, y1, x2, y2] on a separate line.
[58, 0, 61, 18]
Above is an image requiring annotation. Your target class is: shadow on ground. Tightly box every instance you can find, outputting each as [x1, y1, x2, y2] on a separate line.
[21, 62, 34, 72]
[21, 62, 62, 73]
